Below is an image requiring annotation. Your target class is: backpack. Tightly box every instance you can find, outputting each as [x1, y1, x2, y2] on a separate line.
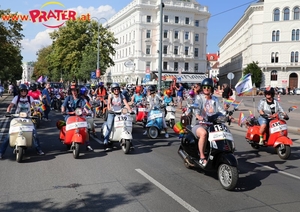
[228, 88, 233, 97]
[110, 93, 124, 104]
[16, 95, 31, 106]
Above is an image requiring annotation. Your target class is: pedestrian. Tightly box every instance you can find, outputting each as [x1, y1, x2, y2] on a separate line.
[175, 83, 184, 109]
[42, 82, 51, 121]
[222, 83, 231, 102]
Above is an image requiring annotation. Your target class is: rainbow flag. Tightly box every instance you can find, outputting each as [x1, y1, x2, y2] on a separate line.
[84, 102, 92, 110]
[288, 106, 298, 112]
[235, 73, 253, 96]
[224, 99, 234, 105]
[39, 104, 46, 112]
[238, 112, 246, 127]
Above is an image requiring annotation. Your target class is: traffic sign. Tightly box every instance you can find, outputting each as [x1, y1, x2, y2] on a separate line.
[90, 71, 96, 79]
[227, 72, 234, 80]
[124, 60, 135, 68]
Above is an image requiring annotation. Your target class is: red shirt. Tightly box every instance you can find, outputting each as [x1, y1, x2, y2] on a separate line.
[28, 90, 41, 100]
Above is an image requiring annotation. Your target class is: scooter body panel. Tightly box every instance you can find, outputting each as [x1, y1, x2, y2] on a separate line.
[165, 106, 176, 121]
[9, 118, 34, 148]
[273, 136, 293, 147]
[63, 116, 88, 145]
[146, 108, 164, 130]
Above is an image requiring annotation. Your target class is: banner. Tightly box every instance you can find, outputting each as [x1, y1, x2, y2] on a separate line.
[235, 73, 252, 96]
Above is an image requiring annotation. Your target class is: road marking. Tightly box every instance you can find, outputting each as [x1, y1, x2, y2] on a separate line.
[135, 168, 199, 212]
[90, 134, 103, 144]
[249, 161, 300, 180]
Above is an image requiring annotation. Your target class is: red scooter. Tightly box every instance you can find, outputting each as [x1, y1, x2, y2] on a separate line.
[132, 100, 148, 127]
[245, 112, 292, 159]
[59, 108, 88, 159]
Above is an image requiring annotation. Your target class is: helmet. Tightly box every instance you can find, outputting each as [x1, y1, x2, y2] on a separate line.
[166, 90, 172, 96]
[111, 83, 120, 92]
[99, 82, 104, 87]
[31, 83, 37, 91]
[148, 85, 156, 94]
[264, 87, 275, 98]
[80, 86, 88, 95]
[135, 86, 142, 93]
[201, 78, 214, 92]
[188, 89, 195, 97]
[91, 83, 95, 88]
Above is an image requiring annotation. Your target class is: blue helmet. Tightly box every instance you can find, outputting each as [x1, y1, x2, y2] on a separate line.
[80, 86, 88, 95]
[99, 82, 104, 87]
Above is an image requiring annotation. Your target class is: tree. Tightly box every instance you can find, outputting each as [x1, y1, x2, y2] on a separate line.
[243, 61, 262, 88]
[0, 9, 24, 82]
[47, 19, 118, 82]
[33, 46, 52, 80]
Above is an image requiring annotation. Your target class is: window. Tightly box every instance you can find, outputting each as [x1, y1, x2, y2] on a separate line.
[284, 8, 290, 20]
[174, 62, 178, 71]
[146, 45, 150, 55]
[147, 15, 151, 23]
[164, 30, 168, 38]
[185, 17, 189, 24]
[271, 70, 277, 81]
[272, 31, 276, 41]
[271, 52, 279, 63]
[194, 63, 198, 71]
[276, 30, 280, 41]
[274, 9, 280, 21]
[184, 63, 189, 71]
[163, 45, 168, 54]
[175, 16, 179, 23]
[174, 31, 179, 39]
[146, 30, 151, 38]
[291, 51, 295, 62]
[275, 52, 279, 63]
[174, 46, 178, 55]
[292, 29, 296, 40]
[195, 34, 199, 42]
[185, 31, 189, 40]
[146, 61, 151, 68]
[194, 48, 198, 57]
[296, 51, 299, 63]
[163, 62, 168, 70]
[195, 20, 199, 27]
[164, 15, 168, 22]
[297, 29, 300, 40]
[185, 46, 189, 55]
[294, 7, 300, 20]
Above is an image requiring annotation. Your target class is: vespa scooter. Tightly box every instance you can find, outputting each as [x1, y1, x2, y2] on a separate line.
[131, 100, 148, 127]
[165, 103, 176, 128]
[146, 105, 165, 139]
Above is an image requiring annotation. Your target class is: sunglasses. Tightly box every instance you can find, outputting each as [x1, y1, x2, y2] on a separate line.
[202, 86, 211, 90]
[20, 90, 27, 92]
[113, 88, 120, 91]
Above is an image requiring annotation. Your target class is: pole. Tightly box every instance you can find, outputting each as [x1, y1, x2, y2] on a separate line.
[158, 1, 164, 93]
[97, 23, 100, 83]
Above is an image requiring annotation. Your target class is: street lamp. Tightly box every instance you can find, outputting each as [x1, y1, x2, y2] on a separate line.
[90, 17, 108, 82]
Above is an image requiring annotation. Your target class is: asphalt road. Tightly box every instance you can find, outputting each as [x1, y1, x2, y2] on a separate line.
[0, 94, 300, 212]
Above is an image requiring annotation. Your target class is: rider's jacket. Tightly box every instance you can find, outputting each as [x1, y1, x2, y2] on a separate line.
[147, 94, 162, 110]
[28, 90, 41, 100]
[257, 98, 284, 116]
[97, 87, 107, 101]
[163, 95, 173, 106]
[63, 95, 85, 113]
[194, 94, 226, 120]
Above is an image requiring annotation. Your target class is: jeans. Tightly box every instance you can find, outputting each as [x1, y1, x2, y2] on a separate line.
[258, 116, 270, 126]
[103, 113, 115, 144]
[44, 105, 51, 119]
[0, 129, 42, 155]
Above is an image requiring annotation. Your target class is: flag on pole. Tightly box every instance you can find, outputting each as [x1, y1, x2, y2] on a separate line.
[238, 112, 246, 127]
[235, 73, 253, 96]
[84, 102, 92, 111]
[231, 100, 241, 108]
[43, 76, 48, 82]
[37, 76, 43, 83]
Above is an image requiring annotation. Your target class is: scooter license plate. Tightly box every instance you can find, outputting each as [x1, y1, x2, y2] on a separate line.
[66, 122, 88, 131]
[138, 108, 146, 111]
[208, 131, 233, 141]
[149, 113, 163, 120]
[270, 124, 287, 133]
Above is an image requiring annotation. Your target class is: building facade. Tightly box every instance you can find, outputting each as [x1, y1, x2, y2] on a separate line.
[103, 0, 210, 84]
[218, 0, 300, 89]
[21, 62, 34, 83]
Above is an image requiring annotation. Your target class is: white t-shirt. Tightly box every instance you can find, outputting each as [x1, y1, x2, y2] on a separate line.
[11, 95, 34, 115]
[110, 94, 123, 111]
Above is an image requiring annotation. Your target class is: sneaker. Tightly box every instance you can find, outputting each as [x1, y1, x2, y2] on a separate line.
[165, 133, 169, 138]
[86, 145, 94, 151]
[143, 131, 147, 135]
[199, 158, 207, 167]
[259, 139, 264, 145]
[37, 150, 45, 155]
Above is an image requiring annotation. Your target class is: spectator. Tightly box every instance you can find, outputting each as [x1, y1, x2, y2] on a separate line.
[175, 83, 184, 109]
[8, 84, 13, 95]
[222, 83, 231, 102]
[42, 82, 51, 121]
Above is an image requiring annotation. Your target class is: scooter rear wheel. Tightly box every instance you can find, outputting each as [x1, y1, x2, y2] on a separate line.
[276, 144, 291, 159]
[73, 143, 80, 159]
[218, 163, 238, 191]
[147, 126, 159, 139]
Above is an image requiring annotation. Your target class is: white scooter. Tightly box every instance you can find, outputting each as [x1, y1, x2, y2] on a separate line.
[100, 108, 134, 154]
[165, 103, 176, 128]
[85, 110, 97, 137]
[6, 112, 37, 162]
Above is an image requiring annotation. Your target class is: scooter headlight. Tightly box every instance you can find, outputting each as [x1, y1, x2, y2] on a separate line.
[19, 112, 27, 118]
[75, 108, 83, 116]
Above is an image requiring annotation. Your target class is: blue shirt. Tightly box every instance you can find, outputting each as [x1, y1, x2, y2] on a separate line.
[42, 88, 51, 106]
[134, 94, 143, 103]
[177, 86, 184, 97]
[163, 95, 173, 105]
[62, 95, 86, 113]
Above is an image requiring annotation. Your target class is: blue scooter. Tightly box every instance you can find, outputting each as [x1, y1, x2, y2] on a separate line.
[146, 105, 165, 139]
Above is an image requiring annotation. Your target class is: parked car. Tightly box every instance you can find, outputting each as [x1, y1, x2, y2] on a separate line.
[294, 88, 300, 95]
[277, 87, 286, 95]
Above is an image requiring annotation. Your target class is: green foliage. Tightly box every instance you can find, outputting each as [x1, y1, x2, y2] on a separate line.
[33, 46, 52, 80]
[45, 19, 118, 82]
[0, 8, 24, 82]
[243, 61, 262, 87]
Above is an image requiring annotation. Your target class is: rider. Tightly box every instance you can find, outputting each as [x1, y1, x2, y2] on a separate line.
[96, 82, 107, 113]
[0, 84, 44, 159]
[90, 83, 97, 96]
[28, 83, 42, 101]
[104, 83, 132, 151]
[192, 78, 226, 167]
[61, 83, 93, 151]
[257, 87, 288, 145]
[131, 85, 144, 104]
[163, 90, 174, 106]
[143, 86, 169, 138]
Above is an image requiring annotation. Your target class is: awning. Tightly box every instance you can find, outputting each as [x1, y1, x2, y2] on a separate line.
[161, 73, 207, 83]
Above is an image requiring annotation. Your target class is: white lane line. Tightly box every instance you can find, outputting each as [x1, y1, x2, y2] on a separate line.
[249, 161, 300, 180]
[0, 118, 9, 141]
[90, 134, 103, 144]
[135, 168, 199, 212]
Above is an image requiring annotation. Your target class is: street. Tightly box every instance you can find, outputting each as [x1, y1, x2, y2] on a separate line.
[0, 94, 300, 211]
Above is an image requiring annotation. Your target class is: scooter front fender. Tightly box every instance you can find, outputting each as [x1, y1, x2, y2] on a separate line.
[121, 131, 133, 140]
[217, 153, 238, 167]
[15, 136, 27, 146]
[71, 133, 84, 144]
[273, 136, 293, 147]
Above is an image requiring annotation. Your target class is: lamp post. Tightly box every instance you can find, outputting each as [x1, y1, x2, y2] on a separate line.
[90, 17, 108, 82]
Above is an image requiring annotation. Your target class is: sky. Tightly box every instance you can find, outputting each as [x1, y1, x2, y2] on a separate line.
[1, 0, 258, 62]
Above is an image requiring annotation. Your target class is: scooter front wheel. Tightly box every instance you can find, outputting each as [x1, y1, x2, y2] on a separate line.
[276, 144, 291, 159]
[16, 146, 24, 163]
[218, 163, 238, 191]
[147, 126, 159, 139]
[73, 143, 80, 159]
[121, 139, 131, 154]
